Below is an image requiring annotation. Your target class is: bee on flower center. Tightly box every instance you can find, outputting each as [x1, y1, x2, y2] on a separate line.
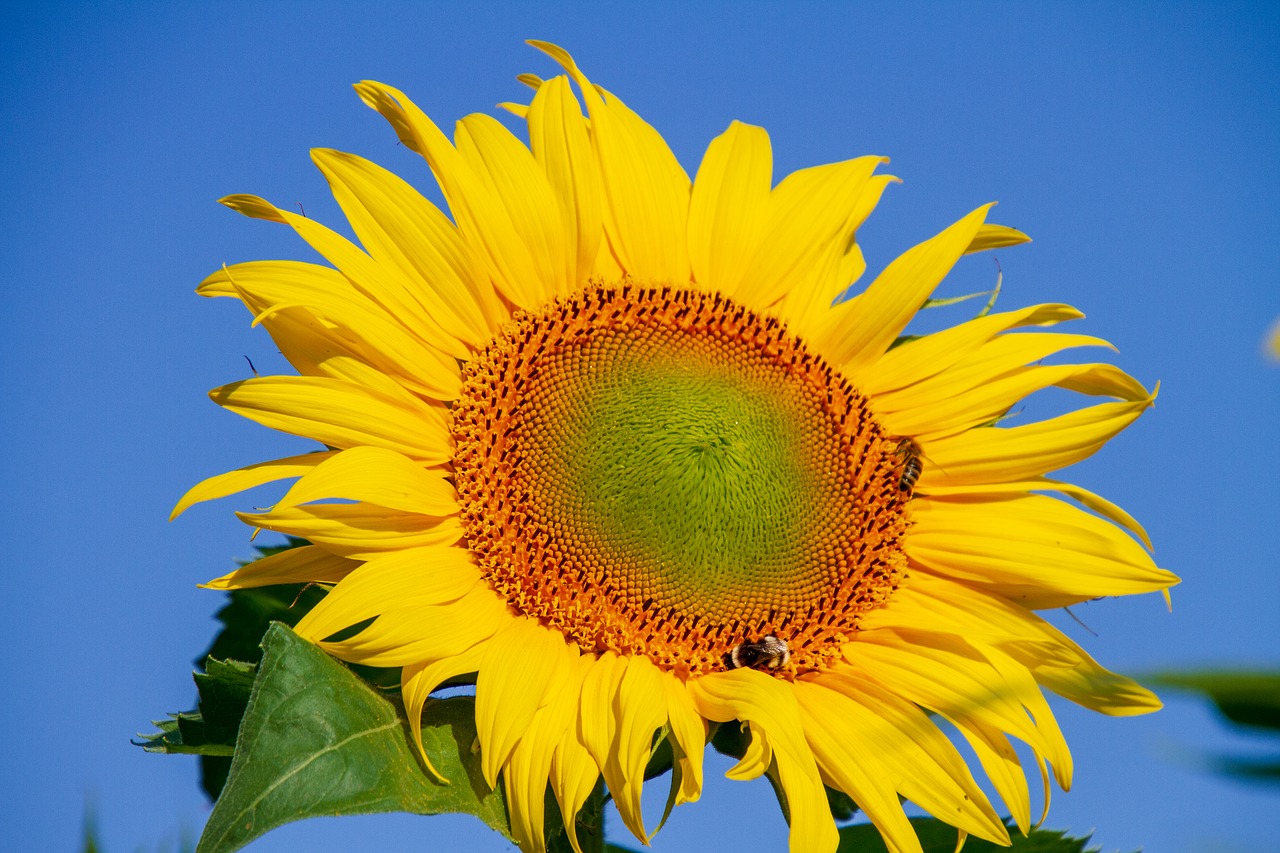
[725, 635, 792, 671]
[893, 436, 924, 493]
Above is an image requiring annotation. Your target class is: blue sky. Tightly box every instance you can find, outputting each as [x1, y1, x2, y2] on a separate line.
[2, 3, 1278, 852]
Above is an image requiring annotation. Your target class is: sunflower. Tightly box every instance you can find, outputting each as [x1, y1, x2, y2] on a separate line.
[176, 41, 1178, 853]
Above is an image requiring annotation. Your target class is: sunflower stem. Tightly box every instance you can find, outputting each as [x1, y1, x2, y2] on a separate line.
[581, 780, 606, 853]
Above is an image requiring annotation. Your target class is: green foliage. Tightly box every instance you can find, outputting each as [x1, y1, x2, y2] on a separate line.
[837, 819, 1109, 852]
[137, 657, 256, 797]
[195, 623, 512, 853]
[1149, 669, 1280, 785]
[1149, 670, 1280, 732]
[133, 659, 253, 764]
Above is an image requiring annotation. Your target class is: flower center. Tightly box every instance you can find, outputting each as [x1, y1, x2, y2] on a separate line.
[451, 283, 909, 675]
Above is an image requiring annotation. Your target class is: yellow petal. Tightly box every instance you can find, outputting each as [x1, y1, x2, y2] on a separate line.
[873, 331, 1115, 415]
[577, 651, 624, 774]
[782, 173, 897, 346]
[504, 643, 588, 853]
[1032, 646, 1164, 716]
[292, 544, 480, 641]
[725, 720, 772, 781]
[919, 477, 1153, 549]
[612, 655, 669, 842]
[810, 668, 1011, 846]
[689, 670, 838, 853]
[871, 574, 1162, 715]
[270, 446, 457, 517]
[529, 41, 691, 282]
[310, 149, 499, 348]
[860, 572, 1159, 716]
[737, 156, 887, 310]
[353, 81, 549, 311]
[858, 303, 1086, 397]
[203, 260, 462, 400]
[237, 505, 462, 559]
[315, 584, 510, 667]
[862, 571, 1069, 647]
[201, 544, 358, 590]
[455, 113, 571, 303]
[526, 75, 604, 291]
[551, 654, 604, 853]
[794, 680, 925, 853]
[218, 196, 462, 398]
[964, 223, 1031, 254]
[210, 375, 452, 465]
[171, 450, 335, 520]
[922, 396, 1154, 486]
[687, 121, 772, 296]
[831, 205, 993, 377]
[849, 628, 1072, 790]
[663, 676, 707, 807]
[577, 652, 666, 843]
[402, 642, 490, 782]
[953, 719, 1033, 834]
[907, 493, 1178, 606]
[205, 279, 396, 391]
[476, 618, 574, 788]
[879, 361, 1147, 442]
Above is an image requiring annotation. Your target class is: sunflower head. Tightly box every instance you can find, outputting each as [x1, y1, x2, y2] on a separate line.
[452, 281, 911, 679]
[180, 40, 1178, 853]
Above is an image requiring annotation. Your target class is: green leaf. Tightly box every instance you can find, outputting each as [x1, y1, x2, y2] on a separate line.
[136, 657, 257, 797]
[196, 623, 512, 853]
[1147, 670, 1280, 733]
[837, 819, 1108, 852]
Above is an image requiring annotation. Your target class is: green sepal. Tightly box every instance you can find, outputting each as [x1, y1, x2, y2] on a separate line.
[195, 623, 512, 853]
[826, 786, 860, 823]
[136, 657, 257, 796]
[837, 819, 1113, 852]
[191, 658, 258, 796]
[920, 289, 994, 310]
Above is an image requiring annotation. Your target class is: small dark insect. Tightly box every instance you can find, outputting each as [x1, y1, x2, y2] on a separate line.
[725, 635, 791, 671]
[893, 436, 923, 493]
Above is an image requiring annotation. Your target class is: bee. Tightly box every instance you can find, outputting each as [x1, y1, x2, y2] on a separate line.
[893, 436, 924, 493]
[725, 635, 791, 671]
